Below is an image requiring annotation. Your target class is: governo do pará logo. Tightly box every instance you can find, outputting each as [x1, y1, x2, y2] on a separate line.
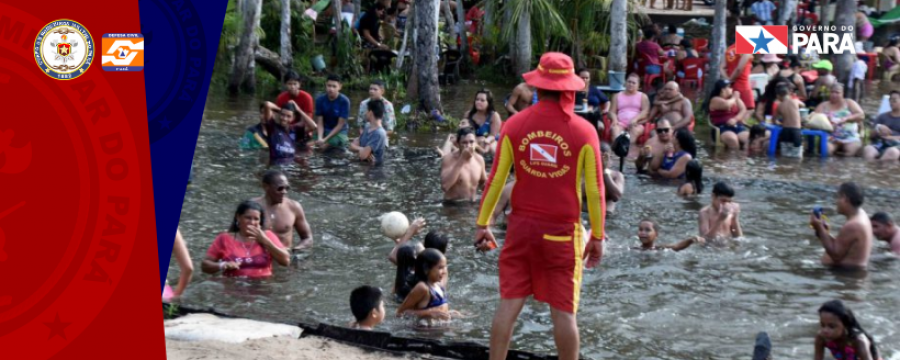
[736, 25, 856, 55]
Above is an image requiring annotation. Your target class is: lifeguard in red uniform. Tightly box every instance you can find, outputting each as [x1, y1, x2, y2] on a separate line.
[474, 53, 606, 360]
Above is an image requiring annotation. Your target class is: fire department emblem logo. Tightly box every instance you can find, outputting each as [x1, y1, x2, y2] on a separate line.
[34, 19, 94, 80]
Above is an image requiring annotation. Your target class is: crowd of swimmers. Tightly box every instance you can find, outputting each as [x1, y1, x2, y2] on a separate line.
[166, 57, 900, 358]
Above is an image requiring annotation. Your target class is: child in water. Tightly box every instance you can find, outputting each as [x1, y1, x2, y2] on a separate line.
[393, 245, 417, 302]
[349, 285, 385, 330]
[397, 249, 453, 324]
[815, 300, 881, 360]
[677, 159, 703, 197]
[636, 220, 704, 251]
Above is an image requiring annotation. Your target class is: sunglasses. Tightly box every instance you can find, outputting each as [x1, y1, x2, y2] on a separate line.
[656, 128, 671, 134]
[276, 186, 290, 192]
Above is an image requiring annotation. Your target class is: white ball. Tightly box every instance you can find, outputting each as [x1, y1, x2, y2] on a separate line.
[380, 212, 410, 239]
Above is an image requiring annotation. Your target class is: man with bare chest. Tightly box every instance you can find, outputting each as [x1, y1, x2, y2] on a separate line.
[699, 181, 743, 240]
[636, 119, 674, 174]
[505, 82, 535, 116]
[441, 127, 486, 202]
[647, 82, 693, 130]
[810, 182, 873, 269]
[252, 170, 313, 252]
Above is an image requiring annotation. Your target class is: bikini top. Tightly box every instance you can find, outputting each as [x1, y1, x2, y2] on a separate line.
[425, 284, 447, 309]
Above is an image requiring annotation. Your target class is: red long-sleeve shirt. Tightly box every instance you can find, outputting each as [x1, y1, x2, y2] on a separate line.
[477, 99, 606, 240]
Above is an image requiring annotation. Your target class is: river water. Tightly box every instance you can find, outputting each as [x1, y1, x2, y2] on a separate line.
[173, 81, 899, 359]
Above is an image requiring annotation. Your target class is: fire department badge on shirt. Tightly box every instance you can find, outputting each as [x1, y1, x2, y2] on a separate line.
[34, 19, 94, 80]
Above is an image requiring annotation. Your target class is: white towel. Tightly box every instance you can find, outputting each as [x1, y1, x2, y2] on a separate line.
[849, 59, 868, 90]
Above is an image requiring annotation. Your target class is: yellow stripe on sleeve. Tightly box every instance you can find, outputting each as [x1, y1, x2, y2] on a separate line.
[477, 136, 514, 226]
[579, 145, 606, 240]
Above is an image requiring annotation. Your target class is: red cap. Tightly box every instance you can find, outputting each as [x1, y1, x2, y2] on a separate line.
[522, 52, 585, 92]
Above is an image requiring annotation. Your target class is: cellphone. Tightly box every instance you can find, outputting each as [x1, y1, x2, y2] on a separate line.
[813, 206, 823, 219]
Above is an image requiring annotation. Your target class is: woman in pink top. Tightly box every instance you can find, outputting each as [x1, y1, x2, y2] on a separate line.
[608, 73, 650, 143]
[201, 200, 290, 278]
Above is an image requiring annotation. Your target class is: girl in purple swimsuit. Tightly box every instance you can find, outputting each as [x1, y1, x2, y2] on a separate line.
[814, 300, 881, 360]
[396, 249, 451, 322]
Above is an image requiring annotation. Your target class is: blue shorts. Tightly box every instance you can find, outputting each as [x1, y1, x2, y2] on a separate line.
[718, 124, 746, 134]
[645, 65, 662, 75]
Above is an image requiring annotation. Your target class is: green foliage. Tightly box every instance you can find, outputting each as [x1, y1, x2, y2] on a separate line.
[333, 26, 366, 80]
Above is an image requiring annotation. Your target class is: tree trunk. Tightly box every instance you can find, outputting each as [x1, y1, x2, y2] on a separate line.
[821, 0, 831, 28]
[505, 5, 516, 67]
[280, 0, 292, 71]
[229, 0, 261, 95]
[833, 0, 857, 89]
[353, 0, 361, 23]
[483, 1, 492, 36]
[405, 4, 419, 105]
[514, 6, 532, 77]
[415, 0, 441, 112]
[609, 0, 628, 73]
[456, 0, 468, 64]
[397, 2, 415, 69]
[332, 0, 343, 35]
[441, 0, 454, 48]
[255, 46, 288, 80]
[704, 0, 728, 98]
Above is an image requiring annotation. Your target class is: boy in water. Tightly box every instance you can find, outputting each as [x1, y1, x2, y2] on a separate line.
[349, 285, 385, 330]
[636, 220, 704, 251]
[315, 74, 352, 150]
[274, 71, 315, 118]
[357, 80, 396, 136]
[699, 181, 743, 240]
[240, 103, 273, 150]
[350, 99, 389, 165]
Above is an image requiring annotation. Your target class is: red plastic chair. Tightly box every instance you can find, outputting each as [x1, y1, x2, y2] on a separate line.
[601, 114, 612, 143]
[638, 122, 655, 145]
[806, 13, 819, 26]
[678, 58, 706, 89]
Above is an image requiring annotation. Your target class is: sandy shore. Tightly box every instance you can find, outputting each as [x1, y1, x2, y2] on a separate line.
[166, 336, 423, 360]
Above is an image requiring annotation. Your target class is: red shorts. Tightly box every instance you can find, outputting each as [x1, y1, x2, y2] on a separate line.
[500, 213, 585, 313]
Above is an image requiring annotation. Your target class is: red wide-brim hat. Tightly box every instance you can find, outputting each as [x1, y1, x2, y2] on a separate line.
[522, 52, 585, 92]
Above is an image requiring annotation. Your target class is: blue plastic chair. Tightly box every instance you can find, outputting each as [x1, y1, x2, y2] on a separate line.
[766, 124, 829, 157]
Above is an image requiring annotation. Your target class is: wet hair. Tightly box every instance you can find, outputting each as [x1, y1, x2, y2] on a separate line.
[370, 79, 386, 90]
[775, 82, 792, 97]
[423, 231, 449, 254]
[712, 181, 735, 198]
[889, 35, 900, 47]
[326, 74, 342, 83]
[284, 70, 301, 84]
[414, 248, 445, 284]
[674, 128, 697, 159]
[838, 182, 864, 208]
[761, 78, 790, 115]
[350, 285, 383, 322]
[685, 159, 704, 194]
[871, 212, 894, 225]
[680, 38, 693, 49]
[818, 300, 880, 359]
[262, 169, 286, 185]
[749, 124, 767, 145]
[281, 102, 299, 120]
[229, 200, 266, 233]
[468, 89, 496, 118]
[705, 79, 733, 114]
[668, 24, 678, 34]
[600, 142, 612, 154]
[640, 219, 659, 232]
[394, 245, 417, 299]
[456, 126, 475, 143]
[367, 99, 385, 119]
[643, 26, 658, 39]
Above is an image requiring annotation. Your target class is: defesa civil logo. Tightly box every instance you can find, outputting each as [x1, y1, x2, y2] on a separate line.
[736, 25, 856, 55]
[34, 19, 94, 80]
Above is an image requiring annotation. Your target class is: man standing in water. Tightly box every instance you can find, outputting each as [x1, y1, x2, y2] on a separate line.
[505, 82, 535, 116]
[253, 170, 314, 252]
[474, 53, 606, 360]
[870, 212, 900, 255]
[810, 182, 873, 269]
[440, 127, 486, 202]
[699, 181, 743, 240]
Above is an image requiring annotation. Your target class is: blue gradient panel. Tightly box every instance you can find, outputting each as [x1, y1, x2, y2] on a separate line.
[138, 0, 227, 291]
